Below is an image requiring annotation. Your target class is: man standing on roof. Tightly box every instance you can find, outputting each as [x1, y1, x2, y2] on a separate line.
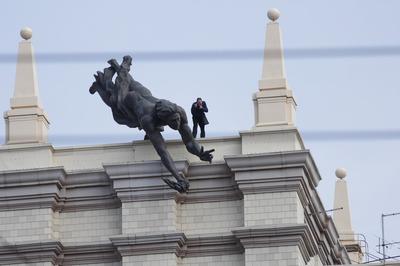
[191, 97, 209, 138]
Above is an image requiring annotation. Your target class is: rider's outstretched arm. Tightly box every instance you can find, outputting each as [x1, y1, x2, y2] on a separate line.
[179, 122, 214, 163]
[179, 123, 202, 156]
[146, 127, 183, 182]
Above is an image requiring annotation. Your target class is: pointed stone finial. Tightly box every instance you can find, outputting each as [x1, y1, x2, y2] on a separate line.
[333, 168, 363, 263]
[3, 28, 50, 144]
[252, 9, 296, 129]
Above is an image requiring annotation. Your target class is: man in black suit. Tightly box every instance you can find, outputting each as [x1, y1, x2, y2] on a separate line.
[191, 97, 209, 138]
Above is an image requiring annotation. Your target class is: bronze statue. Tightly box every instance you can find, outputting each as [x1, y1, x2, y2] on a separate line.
[89, 55, 214, 193]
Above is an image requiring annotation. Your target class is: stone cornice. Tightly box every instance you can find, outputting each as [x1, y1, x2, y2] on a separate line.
[0, 167, 122, 211]
[225, 150, 321, 188]
[111, 232, 244, 258]
[0, 167, 65, 210]
[59, 170, 121, 212]
[104, 160, 189, 202]
[104, 160, 189, 179]
[0, 240, 62, 265]
[60, 242, 121, 265]
[0, 143, 54, 152]
[225, 151, 320, 209]
[181, 163, 242, 203]
[110, 232, 187, 257]
[0, 166, 66, 184]
[185, 233, 243, 257]
[232, 224, 317, 263]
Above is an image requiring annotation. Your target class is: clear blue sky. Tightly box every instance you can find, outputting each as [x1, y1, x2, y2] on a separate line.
[1, 0, 400, 261]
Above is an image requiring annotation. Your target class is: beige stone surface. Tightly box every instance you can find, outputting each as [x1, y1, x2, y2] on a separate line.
[0, 208, 56, 243]
[182, 254, 244, 266]
[60, 208, 121, 244]
[4, 37, 49, 144]
[244, 192, 304, 227]
[252, 16, 297, 130]
[181, 200, 244, 234]
[122, 200, 178, 234]
[245, 246, 304, 266]
[123, 253, 179, 266]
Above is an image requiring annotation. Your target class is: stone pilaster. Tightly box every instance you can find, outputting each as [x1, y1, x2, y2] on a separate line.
[104, 160, 188, 235]
[226, 150, 351, 265]
[104, 160, 188, 266]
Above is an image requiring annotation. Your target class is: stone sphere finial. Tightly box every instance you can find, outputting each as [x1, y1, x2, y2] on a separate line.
[267, 8, 280, 22]
[20, 27, 32, 40]
[335, 168, 347, 179]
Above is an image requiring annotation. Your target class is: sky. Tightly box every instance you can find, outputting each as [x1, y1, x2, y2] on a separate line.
[1, 0, 400, 261]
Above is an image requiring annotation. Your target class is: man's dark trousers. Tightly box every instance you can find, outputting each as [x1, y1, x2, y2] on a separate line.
[192, 118, 205, 138]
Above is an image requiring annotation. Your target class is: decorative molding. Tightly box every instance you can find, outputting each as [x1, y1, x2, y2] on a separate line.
[232, 224, 317, 264]
[111, 232, 244, 258]
[185, 233, 243, 257]
[0, 166, 122, 212]
[59, 170, 121, 212]
[225, 151, 320, 210]
[181, 163, 242, 203]
[0, 143, 54, 152]
[110, 232, 187, 257]
[60, 242, 121, 265]
[0, 167, 65, 210]
[104, 160, 189, 202]
[225, 150, 321, 188]
[0, 240, 62, 265]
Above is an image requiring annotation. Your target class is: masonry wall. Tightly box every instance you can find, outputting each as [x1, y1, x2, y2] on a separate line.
[0, 208, 56, 243]
[180, 200, 244, 234]
[123, 254, 179, 266]
[245, 246, 305, 266]
[182, 254, 245, 266]
[0, 148, 350, 265]
[60, 208, 122, 244]
[122, 201, 177, 234]
[244, 192, 304, 226]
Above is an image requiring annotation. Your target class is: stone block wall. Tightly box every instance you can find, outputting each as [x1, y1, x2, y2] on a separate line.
[123, 254, 179, 266]
[245, 246, 305, 266]
[244, 192, 304, 227]
[180, 200, 243, 234]
[60, 208, 122, 244]
[0, 208, 55, 243]
[122, 200, 178, 234]
[0, 150, 350, 265]
[182, 254, 244, 266]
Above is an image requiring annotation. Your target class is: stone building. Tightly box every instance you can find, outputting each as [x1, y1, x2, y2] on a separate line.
[0, 9, 354, 266]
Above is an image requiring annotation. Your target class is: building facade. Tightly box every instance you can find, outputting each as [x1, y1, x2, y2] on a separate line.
[0, 10, 352, 266]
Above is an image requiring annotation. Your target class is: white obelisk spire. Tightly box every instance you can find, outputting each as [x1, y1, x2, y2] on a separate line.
[4, 27, 50, 144]
[333, 168, 363, 263]
[253, 8, 296, 129]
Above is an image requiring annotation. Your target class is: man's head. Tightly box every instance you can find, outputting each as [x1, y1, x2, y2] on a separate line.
[196, 97, 202, 105]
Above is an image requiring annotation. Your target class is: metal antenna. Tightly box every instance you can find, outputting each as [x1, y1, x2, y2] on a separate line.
[381, 211, 400, 265]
